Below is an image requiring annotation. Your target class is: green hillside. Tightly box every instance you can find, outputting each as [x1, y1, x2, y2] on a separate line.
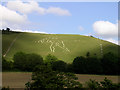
[2, 32, 119, 63]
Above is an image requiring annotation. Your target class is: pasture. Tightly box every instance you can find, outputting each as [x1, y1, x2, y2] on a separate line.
[2, 32, 119, 63]
[2, 72, 119, 88]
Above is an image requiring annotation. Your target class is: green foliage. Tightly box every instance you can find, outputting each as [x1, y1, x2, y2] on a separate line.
[86, 57, 103, 74]
[44, 54, 58, 67]
[3, 32, 119, 63]
[85, 79, 101, 89]
[5, 51, 120, 75]
[73, 52, 119, 75]
[25, 53, 44, 71]
[13, 52, 43, 71]
[101, 52, 119, 75]
[73, 56, 87, 74]
[73, 55, 102, 74]
[100, 77, 119, 89]
[2, 57, 13, 71]
[86, 52, 90, 58]
[86, 78, 120, 89]
[25, 65, 82, 89]
[13, 52, 26, 70]
[66, 63, 73, 73]
[45, 54, 58, 62]
[100, 77, 113, 88]
[52, 60, 67, 72]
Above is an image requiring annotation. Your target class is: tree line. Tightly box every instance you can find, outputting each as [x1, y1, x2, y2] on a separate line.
[2, 52, 120, 89]
[2, 51, 120, 75]
[1, 28, 20, 34]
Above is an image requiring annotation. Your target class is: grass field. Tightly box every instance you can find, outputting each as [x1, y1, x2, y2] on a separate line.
[2, 72, 31, 88]
[2, 32, 119, 63]
[2, 72, 119, 88]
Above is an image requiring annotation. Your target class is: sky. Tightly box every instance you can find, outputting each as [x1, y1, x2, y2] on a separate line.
[0, 0, 119, 45]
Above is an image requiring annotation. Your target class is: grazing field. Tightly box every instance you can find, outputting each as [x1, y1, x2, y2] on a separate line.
[2, 72, 32, 88]
[2, 72, 119, 88]
[76, 74, 119, 84]
[2, 32, 119, 63]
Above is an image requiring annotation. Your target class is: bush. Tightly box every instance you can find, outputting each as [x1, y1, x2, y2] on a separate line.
[13, 52, 43, 71]
[44, 54, 58, 67]
[25, 65, 83, 88]
[66, 63, 73, 73]
[2, 57, 13, 71]
[85, 79, 101, 89]
[86, 57, 103, 74]
[100, 77, 119, 89]
[45, 54, 58, 63]
[52, 60, 67, 72]
[25, 53, 44, 71]
[13, 52, 26, 70]
[101, 52, 119, 75]
[73, 56, 87, 74]
[85, 78, 120, 89]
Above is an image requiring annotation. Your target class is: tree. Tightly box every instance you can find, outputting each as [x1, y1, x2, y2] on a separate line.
[25, 65, 82, 89]
[25, 53, 44, 71]
[2, 57, 13, 71]
[101, 52, 118, 75]
[45, 54, 58, 62]
[44, 54, 58, 67]
[13, 52, 43, 71]
[86, 57, 103, 74]
[73, 56, 87, 74]
[85, 79, 101, 89]
[100, 77, 119, 89]
[6, 28, 10, 32]
[52, 60, 67, 72]
[13, 52, 27, 71]
[2, 29, 5, 31]
[66, 63, 73, 73]
[86, 52, 90, 58]
[73, 56, 103, 74]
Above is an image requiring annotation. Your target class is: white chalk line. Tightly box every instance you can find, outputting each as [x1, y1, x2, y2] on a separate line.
[3, 33, 22, 57]
[35, 37, 70, 53]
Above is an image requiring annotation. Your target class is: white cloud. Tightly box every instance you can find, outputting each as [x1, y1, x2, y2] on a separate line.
[0, 4, 27, 28]
[7, 0, 45, 15]
[6, 0, 71, 16]
[1, 0, 71, 31]
[93, 21, 118, 38]
[12, 29, 48, 34]
[46, 7, 71, 16]
[105, 38, 118, 45]
[78, 26, 84, 31]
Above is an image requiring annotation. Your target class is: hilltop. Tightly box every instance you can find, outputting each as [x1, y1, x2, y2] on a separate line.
[2, 32, 119, 63]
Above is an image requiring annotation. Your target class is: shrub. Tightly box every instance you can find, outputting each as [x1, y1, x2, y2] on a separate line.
[13, 52, 43, 71]
[101, 52, 118, 75]
[44, 54, 58, 67]
[100, 77, 119, 89]
[25, 65, 83, 89]
[52, 60, 67, 72]
[2, 57, 13, 71]
[85, 79, 101, 89]
[73, 56, 87, 74]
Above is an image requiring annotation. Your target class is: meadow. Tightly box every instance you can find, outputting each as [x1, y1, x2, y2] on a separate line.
[2, 32, 119, 88]
[2, 32, 119, 63]
[2, 72, 119, 88]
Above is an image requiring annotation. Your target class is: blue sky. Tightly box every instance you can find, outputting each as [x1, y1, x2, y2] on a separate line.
[0, 1, 118, 44]
[29, 2, 117, 34]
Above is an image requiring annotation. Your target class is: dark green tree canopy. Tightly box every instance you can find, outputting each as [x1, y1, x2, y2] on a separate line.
[26, 65, 82, 89]
[13, 52, 43, 71]
[52, 60, 67, 72]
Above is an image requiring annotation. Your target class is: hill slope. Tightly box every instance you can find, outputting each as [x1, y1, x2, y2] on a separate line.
[2, 32, 119, 63]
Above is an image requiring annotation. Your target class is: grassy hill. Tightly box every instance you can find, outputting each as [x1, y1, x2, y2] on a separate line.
[2, 32, 119, 63]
